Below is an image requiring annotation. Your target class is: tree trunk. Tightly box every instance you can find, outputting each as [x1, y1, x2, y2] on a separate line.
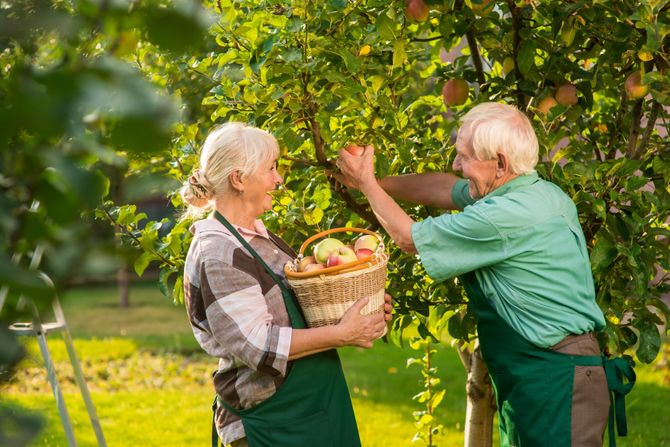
[464, 344, 496, 447]
[118, 265, 130, 308]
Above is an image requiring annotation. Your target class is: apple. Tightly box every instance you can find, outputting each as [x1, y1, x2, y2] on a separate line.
[405, 0, 429, 22]
[555, 83, 578, 106]
[313, 238, 345, 264]
[356, 248, 374, 259]
[304, 263, 326, 272]
[502, 57, 515, 77]
[537, 96, 559, 117]
[354, 234, 379, 253]
[470, 0, 493, 15]
[442, 78, 469, 107]
[345, 144, 365, 157]
[625, 72, 649, 99]
[297, 255, 317, 272]
[326, 246, 358, 267]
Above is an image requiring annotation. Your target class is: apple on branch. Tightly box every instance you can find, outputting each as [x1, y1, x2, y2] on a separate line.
[345, 144, 365, 157]
[442, 78, 469, 107]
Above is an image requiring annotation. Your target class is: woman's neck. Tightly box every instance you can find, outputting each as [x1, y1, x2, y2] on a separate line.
[214, 197, 256, 230]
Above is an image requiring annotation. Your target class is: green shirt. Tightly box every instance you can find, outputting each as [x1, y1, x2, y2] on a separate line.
[411, 172, 606, 348]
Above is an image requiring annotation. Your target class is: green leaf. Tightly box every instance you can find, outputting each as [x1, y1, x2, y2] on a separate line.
[517, 41, 536, 75]
[134, 251, 154, 277]
[304, 207, 324, 225]
[590, 230, 618, 273]
[634, 319, 661, 364]
[393, 41, 407, 68]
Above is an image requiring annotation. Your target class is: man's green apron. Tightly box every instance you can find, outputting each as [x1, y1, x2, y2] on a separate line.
[461, 272, 635, 447]
[211, 212, 361, 447]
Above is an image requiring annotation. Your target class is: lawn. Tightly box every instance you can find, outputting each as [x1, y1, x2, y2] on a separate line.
[2, 283, 668, 446]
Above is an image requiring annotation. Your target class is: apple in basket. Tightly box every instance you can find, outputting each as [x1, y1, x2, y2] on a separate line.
[303, 263, 325, 272]
[313, 238, 345, 264]
[354, 234, 379, 259]
[297, 255, 318, 272]
[326, 246, 358, 267]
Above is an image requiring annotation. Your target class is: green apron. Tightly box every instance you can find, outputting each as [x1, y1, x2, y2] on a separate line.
[211, 212, 361, 447]
[461, 272, 635, 447]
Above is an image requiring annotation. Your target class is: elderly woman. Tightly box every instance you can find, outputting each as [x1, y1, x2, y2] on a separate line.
[181, 122, 390, 447]
[335, 102, 621, 447]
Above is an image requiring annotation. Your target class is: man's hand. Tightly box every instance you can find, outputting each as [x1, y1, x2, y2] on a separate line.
[335, 144, 377, 193]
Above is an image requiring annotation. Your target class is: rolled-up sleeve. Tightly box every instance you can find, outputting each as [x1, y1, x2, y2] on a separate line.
[201, 258, 291, 377]
[411, 206, 507, 282]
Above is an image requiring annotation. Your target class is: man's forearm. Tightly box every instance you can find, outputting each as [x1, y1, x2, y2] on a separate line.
[360, 181, 417, 253]
[379, 172, 462, 210]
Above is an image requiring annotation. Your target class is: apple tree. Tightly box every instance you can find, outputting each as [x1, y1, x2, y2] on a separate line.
[118, 1, 668, 445]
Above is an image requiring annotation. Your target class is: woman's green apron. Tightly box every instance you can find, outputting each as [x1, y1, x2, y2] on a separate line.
[461, 272, 635, 447]
[211, 211, 361, 447]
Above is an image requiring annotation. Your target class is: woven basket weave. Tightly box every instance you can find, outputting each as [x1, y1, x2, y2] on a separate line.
[284, 227, 388, 328]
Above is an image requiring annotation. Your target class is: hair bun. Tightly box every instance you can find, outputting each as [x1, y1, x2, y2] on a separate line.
[181, 169, 214, 208]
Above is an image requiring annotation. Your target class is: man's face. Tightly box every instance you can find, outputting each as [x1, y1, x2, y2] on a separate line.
[452, 128, 500, 199]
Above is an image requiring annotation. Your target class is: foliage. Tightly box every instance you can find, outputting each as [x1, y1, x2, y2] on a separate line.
[407, 339, 446, 446]
[2, 0, 669, 444]
[115, 0, 670, 362]
[0, 0, 210, 444]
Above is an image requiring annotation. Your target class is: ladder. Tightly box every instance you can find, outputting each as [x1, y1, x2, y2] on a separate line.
[0, 244, 107, 447]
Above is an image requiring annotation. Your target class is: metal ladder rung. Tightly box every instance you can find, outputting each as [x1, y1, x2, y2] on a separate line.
[10, 321, 67, 335]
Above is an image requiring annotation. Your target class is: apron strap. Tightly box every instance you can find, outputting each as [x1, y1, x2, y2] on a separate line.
[603, 355, 636, 447]
[213, 211, 305, 327]
[211, 395, 220, 447]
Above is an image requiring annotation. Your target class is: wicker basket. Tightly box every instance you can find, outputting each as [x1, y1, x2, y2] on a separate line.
[284, 227, 388, 328]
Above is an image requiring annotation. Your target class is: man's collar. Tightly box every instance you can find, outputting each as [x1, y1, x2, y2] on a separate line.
[483, 171, 539, 200]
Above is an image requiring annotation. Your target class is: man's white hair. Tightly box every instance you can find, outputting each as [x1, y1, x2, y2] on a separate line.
[458, 102, 539, 174]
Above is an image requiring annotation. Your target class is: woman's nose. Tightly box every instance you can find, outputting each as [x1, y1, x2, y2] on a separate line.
[452, 156, 461, 172]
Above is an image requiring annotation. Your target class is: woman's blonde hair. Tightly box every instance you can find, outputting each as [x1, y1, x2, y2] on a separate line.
[180, 122, 280, 218]
[458, 102, 539, 174]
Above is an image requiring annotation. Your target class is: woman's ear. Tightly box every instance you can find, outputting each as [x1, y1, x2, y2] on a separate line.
[229, 170, 244, 193]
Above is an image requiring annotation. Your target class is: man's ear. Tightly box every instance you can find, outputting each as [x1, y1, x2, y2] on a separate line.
[229, 170, 244, 193]
[496, 152, 510, 177]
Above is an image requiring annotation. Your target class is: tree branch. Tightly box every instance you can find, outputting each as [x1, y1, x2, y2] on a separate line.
[626, 99, 644, 158]
[455, 339, 472, 372]
[102, 208, 176, 268]
[465, 29, 486, 90]
[507, 0, 526, 108]
[633, 100, 661, 160]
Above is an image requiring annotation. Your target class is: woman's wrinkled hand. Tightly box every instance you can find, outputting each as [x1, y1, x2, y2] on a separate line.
[337, 296, 387, 349]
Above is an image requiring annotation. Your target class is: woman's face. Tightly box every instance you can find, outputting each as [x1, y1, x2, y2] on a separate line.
[244, 156, 283, 217]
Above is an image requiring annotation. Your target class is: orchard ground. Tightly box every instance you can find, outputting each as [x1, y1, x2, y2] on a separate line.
[2, 282, 668, 447]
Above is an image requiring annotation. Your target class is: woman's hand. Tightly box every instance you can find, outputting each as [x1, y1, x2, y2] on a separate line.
[383, 293, 393, 322]
[337, 296, 388, 349]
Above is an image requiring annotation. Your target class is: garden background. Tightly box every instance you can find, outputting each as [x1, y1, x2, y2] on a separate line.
[1, 1, 669, 446]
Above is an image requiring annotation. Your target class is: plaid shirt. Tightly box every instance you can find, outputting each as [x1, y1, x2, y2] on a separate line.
[183, 217, 296, 445]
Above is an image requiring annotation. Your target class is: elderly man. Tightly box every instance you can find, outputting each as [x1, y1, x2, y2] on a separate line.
[336, 102, 613, 446]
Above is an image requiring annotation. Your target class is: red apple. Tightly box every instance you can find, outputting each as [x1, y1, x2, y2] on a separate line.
[354, 234, 379, 253]
[297, 255, 317, 272]
[555, 83, 578, 106]
[356, 248, 374, 259]
[345, 144, 365, 157]
[304, 263, 326, 272]
[442, 78, 469, 107]
[313, 238, 345, 264]
[405, 0, 429, 22]
[625, 71, 649, 99]
[326, 246, 358, 267]
[537, 96, 559, 117]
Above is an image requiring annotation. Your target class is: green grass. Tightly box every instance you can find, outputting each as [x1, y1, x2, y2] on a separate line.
[2, 283, 669, 446]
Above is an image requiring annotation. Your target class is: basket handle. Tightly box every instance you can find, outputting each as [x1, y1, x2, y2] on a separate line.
[298, 227, 382, 255]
